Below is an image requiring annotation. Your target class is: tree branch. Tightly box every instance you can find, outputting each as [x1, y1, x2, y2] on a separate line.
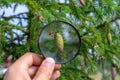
[81, 16, 120, 37]
[96, 16, 120, 29]
[0, 12, 28, 20]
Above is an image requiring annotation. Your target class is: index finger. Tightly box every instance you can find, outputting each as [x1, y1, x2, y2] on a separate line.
[14, 52, 44, 68]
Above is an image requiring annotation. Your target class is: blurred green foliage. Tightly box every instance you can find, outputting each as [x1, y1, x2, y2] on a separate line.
[0, 0, 120, 80]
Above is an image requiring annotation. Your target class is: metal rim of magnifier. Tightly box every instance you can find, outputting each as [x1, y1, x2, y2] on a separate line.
[38, 20, 82, 64]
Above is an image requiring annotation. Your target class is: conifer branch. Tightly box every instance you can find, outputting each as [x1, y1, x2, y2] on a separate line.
[81, 16, 120, 37]
[96, 16, 120, 29]
[0, 12, 28, 20]
[0, 20, 26, 33]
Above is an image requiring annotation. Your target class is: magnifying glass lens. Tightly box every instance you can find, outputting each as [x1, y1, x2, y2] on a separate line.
[38, 21, 81, 64]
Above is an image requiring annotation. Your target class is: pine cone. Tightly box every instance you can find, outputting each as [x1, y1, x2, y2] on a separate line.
[107, 32, 112, 44]
[55, 32, 64, 52]
[79, 0, 85, 6]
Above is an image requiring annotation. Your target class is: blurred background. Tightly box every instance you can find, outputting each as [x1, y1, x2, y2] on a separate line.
[0, 0, 120, 80]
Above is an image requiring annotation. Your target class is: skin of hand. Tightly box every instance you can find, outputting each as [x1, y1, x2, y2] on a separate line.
[4, 52, 61, 80]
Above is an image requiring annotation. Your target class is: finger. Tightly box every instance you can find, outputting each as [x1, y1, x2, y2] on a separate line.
[33, 58, 55, 80]
[28, 66, 39, 77]
[14, 52, 44, 68]
[50, 71, 60, 80]
[28, 63, 61, 78]
[54, 64, 62, 70]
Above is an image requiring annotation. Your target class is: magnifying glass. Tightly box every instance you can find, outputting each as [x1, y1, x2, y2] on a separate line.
[38, 20, 81, 64]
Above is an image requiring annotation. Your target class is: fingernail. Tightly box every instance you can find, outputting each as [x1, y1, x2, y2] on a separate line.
[42, 58, 55, 69]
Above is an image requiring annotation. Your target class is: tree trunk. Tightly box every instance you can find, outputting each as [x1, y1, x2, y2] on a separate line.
[111, 64, 116, 80]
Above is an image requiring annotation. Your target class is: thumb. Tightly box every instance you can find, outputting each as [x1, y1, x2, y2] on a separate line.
[33, 58, 55, 80]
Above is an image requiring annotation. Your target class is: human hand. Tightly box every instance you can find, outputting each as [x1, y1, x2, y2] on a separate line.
[4, 52, 61, 80]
